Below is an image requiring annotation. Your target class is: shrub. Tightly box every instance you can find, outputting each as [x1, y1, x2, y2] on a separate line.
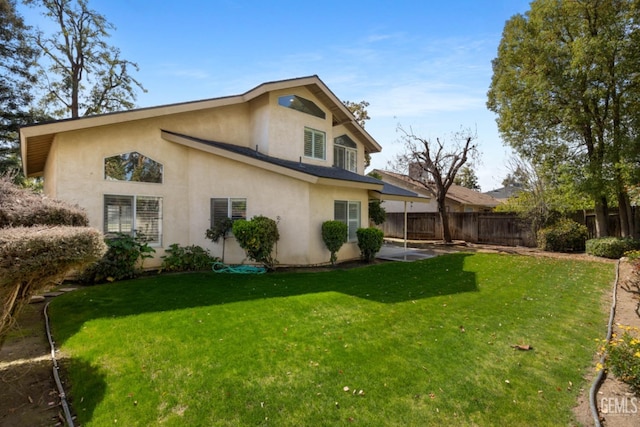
[0, 177, 106, 344]
[205, 217, 234, 262]
[605, 327, 640, 394]
[368, 200, 386, 225]
[232, 215, 279, 270]
[160, 244, 218, 272]
[80, 233, 155, 284]
[585, 237, 640, 259]
[356, 227, 384, 263]
[536, 218, 588, 252]
[321, 220, 348, 265]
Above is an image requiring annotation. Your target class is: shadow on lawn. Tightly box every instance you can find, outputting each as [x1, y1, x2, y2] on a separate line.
[60, 357, 106, 425]
[52, 253, 477, 344]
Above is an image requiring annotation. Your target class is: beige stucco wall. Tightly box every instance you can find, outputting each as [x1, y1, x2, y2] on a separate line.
[44, 91, 373, 268]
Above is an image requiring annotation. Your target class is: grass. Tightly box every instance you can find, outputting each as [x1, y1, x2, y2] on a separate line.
[50, 253, 614, 426]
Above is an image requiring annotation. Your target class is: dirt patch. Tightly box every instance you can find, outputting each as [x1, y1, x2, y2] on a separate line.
[0, 300, 64, 426]
[574, 260, 640, 427]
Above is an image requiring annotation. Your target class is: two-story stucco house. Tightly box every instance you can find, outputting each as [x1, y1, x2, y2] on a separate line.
[20, 75, 420, 267]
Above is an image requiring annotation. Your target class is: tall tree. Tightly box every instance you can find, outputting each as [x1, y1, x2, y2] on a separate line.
[487, 0, 640, 238]
[0, 0, 39, 183]
[496, 155, 591, 235]
[454, 165, 481, 191]
[25, 0, 145, 118]
[395, 126, 479, 243]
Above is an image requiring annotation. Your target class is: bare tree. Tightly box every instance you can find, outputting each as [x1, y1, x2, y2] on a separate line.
[25, 0, 145, 118]
[394, 125, 478, 243]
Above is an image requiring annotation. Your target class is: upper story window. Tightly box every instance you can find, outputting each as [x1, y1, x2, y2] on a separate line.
[105, 151, 163, 184]
[278, 95, 326, 119]
[304, 128, 326, 160]
[334, 135, 357, 173]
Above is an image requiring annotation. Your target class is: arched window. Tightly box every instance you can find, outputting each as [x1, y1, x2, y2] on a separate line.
[278, 95, 326, 119]
[104, 152, 163, 183]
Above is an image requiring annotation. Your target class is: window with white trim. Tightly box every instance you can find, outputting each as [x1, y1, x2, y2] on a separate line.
[334, 135, 357, 172]
[334, 200, 361, 242]
[210, 198, 247, 228]
[104, 195, 163, 245]
[304, 128, 326, 160]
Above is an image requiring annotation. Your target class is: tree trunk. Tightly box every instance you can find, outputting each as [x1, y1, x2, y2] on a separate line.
[438, 198, 452, 243]
[594, 196, 609, 238]
[618, 191, 630, 237]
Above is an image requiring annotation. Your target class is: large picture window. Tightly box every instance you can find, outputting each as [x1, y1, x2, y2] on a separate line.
[304, 128, 326, 160]
[104, 195, 163, 245]
[334, 200, 361, 242]
[210, 197, 247, 228]
[104, 152, 163, 183]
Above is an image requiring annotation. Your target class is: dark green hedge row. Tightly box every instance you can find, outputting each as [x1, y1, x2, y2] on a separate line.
[537, 218, 588, 253]
[585, 237, 640, 259]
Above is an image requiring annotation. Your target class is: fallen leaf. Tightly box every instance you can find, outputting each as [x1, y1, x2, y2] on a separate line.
[511, 344, 533, 351]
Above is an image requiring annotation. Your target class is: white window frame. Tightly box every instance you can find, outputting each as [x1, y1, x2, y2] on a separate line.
[210, 197, 247, 228]
[334, 145, 357, 173]
[334, 200, 361, 242]
[304, 128, 326, 160]
[104, 194, 163, 246]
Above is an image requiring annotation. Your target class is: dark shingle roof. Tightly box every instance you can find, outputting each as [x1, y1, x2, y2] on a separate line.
[162, 131, 429, 202]
[163, 130, 376, 184]
[162, 131, 423, 201]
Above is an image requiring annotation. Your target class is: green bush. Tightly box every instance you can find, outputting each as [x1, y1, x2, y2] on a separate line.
[605, 327, 640, 394]
[80, 233, 155, 284]
[232, 215, 279, 270]
[585, 237, 640, 259]
[356, 227, 384, 263]
[160, 244, 218, 272]
[537, 218, 588, 252]
[368, 200, 386, 225]
[321, 220, 348, 265]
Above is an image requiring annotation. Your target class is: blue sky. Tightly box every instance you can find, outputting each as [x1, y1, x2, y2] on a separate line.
[20, 0, 533, 191]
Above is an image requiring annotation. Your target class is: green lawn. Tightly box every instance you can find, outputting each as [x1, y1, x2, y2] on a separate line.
[50, 253, 613, 426]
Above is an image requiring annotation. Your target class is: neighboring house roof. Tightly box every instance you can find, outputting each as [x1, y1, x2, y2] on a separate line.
[162, 131, 424, 202]
[484, 185, 523, 202]
[373, 169, 500, 208]
[20, 75, 382, 177]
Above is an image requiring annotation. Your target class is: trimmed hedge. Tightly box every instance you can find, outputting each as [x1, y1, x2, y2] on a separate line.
[321, 220, 348, 265]
[0, 178, 87, 227]
[0, 226, 106, 338]
[0, 176, 106, 343]
[537, 218, 588, 253]
[232, 215, 280, 270]
[585, 237, 640, 259]
[357, 227, 384, 263]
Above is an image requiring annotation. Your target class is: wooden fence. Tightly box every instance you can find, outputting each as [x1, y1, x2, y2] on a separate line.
[380, 210, 629, 247]
[379, 212, 537, 247]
